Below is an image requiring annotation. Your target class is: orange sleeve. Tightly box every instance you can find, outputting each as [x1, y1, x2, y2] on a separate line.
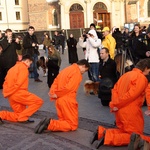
[146, 83, 150, 110]
[3, 64, 28, 97]
[110, 77, 147, 109]
[54, 73, 81, 98]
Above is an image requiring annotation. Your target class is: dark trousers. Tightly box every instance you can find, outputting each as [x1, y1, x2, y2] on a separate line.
[0, 67, 8, 89]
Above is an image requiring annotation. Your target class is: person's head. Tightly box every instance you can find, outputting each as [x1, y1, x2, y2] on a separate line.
[100, 47, 109, 61]
[77, 59, 90, 74]
[135, 58, 150, 75]
[48, 45, 55, 55]
[90, 23, 96, 30]
[88, 29, 97, 38]
[28, 26, 35, 36]
[125, 28, 129, 33]
[70, 33, 73, 38]
[134, 24, 140, 34]
[5, 29, 13, 39]
[102, 27, 110, 37]
[54, 31, 58, 36]
[22, 54, 33, 68]
[45, 33, 50, 39]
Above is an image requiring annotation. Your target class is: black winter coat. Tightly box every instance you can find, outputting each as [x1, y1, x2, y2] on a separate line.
[0, 37, 21, 69]
[23, 33, 39, 56]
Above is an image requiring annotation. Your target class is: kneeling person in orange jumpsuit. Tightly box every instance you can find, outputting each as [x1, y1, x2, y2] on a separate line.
[0, 54, 43, 123]
[90, 58, 150, 149]
[35, 59, 90, 134]
[128, 83, 150, 150]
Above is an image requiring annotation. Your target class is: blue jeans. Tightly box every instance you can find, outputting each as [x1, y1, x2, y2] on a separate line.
[88, 63, 99, 82]
[29, 54, 39, 79]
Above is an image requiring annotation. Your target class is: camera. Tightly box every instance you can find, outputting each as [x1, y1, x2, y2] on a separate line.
[121, 36, 129, 48]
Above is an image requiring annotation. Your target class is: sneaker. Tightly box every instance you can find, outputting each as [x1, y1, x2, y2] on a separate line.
[90, 130, 98, 144]
[43, 73, 47, 77]
[18, 119, 35, 123]
[34, 117, 50, 134]
[95, 136, 105, 149]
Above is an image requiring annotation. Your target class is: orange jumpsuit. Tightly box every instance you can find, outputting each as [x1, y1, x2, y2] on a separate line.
[48, 63, 82, 132]
[98, 68, 150, 146]
[0, 61, 43, 122]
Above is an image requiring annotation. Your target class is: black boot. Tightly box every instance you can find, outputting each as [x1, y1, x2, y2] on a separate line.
[95, 136, 104, 149]
[90, 131, 98, 144]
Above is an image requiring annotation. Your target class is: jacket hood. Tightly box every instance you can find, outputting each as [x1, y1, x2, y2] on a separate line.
[88, 29, 98, 39]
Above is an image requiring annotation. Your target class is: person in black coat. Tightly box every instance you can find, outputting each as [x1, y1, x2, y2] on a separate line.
[98, 47, 118, 106]
[59, 31, 66, 54]
[23, 26, 42, 82]
[67, 34, 78, 64]
[47, 45, 61, 88]
[129, 24, 148, 64]
[0, 29, 21, 89]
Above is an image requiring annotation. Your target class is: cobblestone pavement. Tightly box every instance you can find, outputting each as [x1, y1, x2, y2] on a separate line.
[0, 44, 149, 150]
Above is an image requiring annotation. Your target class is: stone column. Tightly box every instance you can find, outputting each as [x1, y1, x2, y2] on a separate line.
[84, 0, 92, 28]
[59, 1, 66, 29]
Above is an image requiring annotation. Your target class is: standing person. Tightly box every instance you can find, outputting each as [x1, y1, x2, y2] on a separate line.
[90, 58, 150, 149]
[43, 33, 52, 57]
[59, 31, 65, 54]
[0, 29, 21, 89]
[129, 24, 148, 64]
[112, 28, 123, 53]
[102, 26, 116, 59]
[47, 45, 61, 88]
[0, 54, 43, 123]
[52, 31, 60, 51]
[34, 59, 90, 134]
[79, 29, 101, 82]
[23, 26, 42, 82]
[67, 33, 78, 64]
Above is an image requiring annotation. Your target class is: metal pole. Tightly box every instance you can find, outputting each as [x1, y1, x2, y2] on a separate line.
[5, 0, 9, 29]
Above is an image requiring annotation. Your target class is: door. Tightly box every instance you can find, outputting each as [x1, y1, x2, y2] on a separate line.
[70, 12, 84, 29]
[93, 12, 110, 29]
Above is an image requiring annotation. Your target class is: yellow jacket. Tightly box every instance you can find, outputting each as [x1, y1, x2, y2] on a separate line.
[102, 34, 116, 59]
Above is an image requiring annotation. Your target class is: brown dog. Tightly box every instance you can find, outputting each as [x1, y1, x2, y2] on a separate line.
[36, 56, 47, 76]
[84, 80, 100, 95]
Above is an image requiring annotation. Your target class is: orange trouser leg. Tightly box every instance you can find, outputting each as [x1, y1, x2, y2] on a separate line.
[141, 134, 150, 143]
[0, 91, 43, 122]
[9, 99, 26, 113]
[48, 98, 78, 132]
[98, 126, 106, 140]
[0, 111, 19, 122]
[104, 128, 130, 146]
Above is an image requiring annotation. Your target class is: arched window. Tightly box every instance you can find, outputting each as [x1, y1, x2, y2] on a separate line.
[52, 9, 58, 26]
[148, 0, 150, 17]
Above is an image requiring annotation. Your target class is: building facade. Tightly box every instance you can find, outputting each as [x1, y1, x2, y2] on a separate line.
[0, 0, 29, 31]
[1, 0, 150, 31]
